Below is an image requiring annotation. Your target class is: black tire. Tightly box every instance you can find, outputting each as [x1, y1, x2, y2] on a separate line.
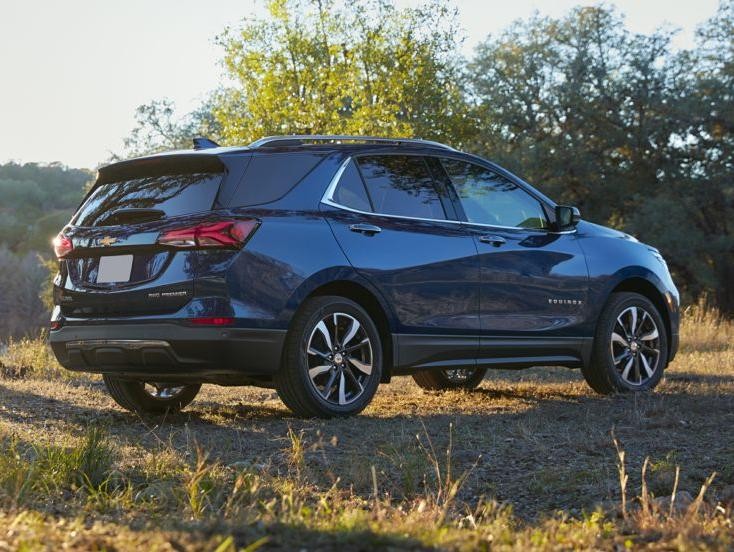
[103, 375, 201, 414]
[583, 292, 668, 395]
[275, 295, 383, 418]
[412, 367, 488, 390]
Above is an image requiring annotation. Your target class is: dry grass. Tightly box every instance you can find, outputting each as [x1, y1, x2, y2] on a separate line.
[0, 310, 732, 550]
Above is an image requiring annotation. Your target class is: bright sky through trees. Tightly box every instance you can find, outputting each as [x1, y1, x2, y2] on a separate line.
[0, 0, 720, 168]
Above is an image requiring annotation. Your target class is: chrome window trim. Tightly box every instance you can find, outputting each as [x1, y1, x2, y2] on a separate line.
[321, 156, 577, 235]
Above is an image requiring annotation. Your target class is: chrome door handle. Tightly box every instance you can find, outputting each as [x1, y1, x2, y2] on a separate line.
[350, 224, 382, 235]
[479, 234, 506, 246]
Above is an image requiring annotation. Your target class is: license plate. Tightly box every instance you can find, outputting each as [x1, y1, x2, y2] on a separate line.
[97, 255, 133, 283]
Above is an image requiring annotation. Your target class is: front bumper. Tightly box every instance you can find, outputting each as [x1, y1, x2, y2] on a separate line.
[49, 323, 286, 384]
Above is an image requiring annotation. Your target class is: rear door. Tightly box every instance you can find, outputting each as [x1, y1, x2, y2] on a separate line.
[55, 156, 227, 317]
[322, 154, 480, 370]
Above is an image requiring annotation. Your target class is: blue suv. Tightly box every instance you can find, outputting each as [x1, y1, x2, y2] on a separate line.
[49, 136, 680, 417]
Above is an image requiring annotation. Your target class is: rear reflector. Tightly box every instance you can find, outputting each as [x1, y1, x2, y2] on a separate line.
[158, 220, 259, 249]
[50, 320, 62, 330]
[53, 233, 73, 258]
[190, 317, 234, 326]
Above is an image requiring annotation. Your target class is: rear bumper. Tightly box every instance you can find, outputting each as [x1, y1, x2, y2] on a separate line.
[49, 323, 286, 384]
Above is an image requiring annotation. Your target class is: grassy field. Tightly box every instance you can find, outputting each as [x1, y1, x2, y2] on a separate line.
[0, 305, 732, 550]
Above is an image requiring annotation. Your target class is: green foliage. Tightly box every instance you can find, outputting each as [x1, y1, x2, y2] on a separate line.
[0, 162, 92, 254]
[213, 0, 473, 144]
[0, 162, 91, 338]
[0, 427, 114, 508]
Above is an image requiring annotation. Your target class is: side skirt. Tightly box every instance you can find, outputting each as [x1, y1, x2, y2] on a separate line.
[392, 334, 593, 373]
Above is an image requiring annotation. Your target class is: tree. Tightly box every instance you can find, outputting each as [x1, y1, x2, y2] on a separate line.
[469, 4, 734, 313]
[121, 0, 475, 155]
[117, 98, 223, 160]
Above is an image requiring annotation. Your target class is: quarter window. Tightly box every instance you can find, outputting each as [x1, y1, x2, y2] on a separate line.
[440, 159, 547, 229]
[332, 160, 372, 212]
[356, 156, 446, 220]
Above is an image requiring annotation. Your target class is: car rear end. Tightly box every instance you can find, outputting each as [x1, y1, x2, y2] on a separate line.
[48, 151, 284, 385]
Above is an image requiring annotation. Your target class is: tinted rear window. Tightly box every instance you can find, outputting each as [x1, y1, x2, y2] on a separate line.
[227, 153, 324, 207]
[356, 155, 446, 220]
[73, 172, 223, 227]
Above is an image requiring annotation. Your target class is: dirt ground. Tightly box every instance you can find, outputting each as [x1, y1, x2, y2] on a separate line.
[0, 312, 732, 549]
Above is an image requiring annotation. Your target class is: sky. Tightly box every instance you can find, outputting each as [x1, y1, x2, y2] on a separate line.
[0, 0, 722, 169]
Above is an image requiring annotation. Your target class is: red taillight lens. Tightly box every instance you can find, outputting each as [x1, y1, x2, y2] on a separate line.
[50, 320, 62, 331]
[157, 220, 259, 248]
[53, 233, 73, 258]
[190, 317, 234, 326]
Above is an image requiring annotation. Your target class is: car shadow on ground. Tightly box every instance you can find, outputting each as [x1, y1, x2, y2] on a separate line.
[0, 376, 732, 520]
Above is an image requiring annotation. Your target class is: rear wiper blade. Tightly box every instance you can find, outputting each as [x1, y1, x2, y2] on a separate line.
[97, 208, 165, 226]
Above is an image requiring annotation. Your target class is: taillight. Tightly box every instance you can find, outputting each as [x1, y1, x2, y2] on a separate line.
[157, 220, 259, 248]
[53, 233, 73, 258]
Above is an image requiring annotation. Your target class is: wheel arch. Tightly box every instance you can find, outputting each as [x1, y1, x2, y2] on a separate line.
[286, 278, 396, 382]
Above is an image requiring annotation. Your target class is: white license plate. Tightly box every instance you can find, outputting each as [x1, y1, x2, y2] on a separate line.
[97, 255, 133, 283]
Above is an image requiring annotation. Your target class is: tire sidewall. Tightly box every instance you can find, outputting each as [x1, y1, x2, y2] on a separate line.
[104, 375, 200, 414]
[598, 294, 668, 392]
[295, 298, 382, 416]
[436, 367, 487, 389]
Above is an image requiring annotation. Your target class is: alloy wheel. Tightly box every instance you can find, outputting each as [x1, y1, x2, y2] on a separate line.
[443, 369, 477, 383]
[143, 382, 187, 400]
[306, 312, 373, 406]
[610, 306, 661, 386]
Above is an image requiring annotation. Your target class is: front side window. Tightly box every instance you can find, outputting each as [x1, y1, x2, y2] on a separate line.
[356, 155, 446, 220]
[440, 159, 547, 229]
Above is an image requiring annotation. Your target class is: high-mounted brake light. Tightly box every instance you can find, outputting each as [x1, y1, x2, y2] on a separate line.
[53, 233, 73, 258]
[157, 220, 259, 249]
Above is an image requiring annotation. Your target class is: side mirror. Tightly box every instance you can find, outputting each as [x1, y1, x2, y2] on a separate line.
[554, 205, 581, 230]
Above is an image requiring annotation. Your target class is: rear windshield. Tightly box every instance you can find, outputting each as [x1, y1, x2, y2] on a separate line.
[73, 172, 223, 227]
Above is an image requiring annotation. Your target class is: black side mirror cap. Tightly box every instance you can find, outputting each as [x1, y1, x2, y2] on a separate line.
[555, 205, 581, 230]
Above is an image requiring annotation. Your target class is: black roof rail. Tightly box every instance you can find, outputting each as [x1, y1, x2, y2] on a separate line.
[247, 135, 455, 151]
[193, 137, 220, 150]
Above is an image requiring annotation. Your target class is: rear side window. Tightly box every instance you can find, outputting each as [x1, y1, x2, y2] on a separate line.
[73, 172, 223, 227]
[356, 155, 446, 220]
[228, 153, 324, 207]
[332, 160, 372, 212]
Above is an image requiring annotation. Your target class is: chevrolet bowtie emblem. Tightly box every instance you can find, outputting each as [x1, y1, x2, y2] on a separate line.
[99, 236, 117, 247]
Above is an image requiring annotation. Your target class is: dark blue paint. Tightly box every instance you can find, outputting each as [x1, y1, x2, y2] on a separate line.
[50, 143, 680, 376]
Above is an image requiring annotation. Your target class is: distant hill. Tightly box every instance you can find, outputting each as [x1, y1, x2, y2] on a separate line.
[0, 162, 92, 255]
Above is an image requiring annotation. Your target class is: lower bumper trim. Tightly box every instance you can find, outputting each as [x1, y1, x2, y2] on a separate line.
[50, 323, 286, 380]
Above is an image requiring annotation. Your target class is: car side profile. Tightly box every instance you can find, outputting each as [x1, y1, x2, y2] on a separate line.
[49, 135, 680, 417]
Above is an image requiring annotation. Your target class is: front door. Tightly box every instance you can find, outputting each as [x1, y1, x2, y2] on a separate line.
[435, 157, 590, 366]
